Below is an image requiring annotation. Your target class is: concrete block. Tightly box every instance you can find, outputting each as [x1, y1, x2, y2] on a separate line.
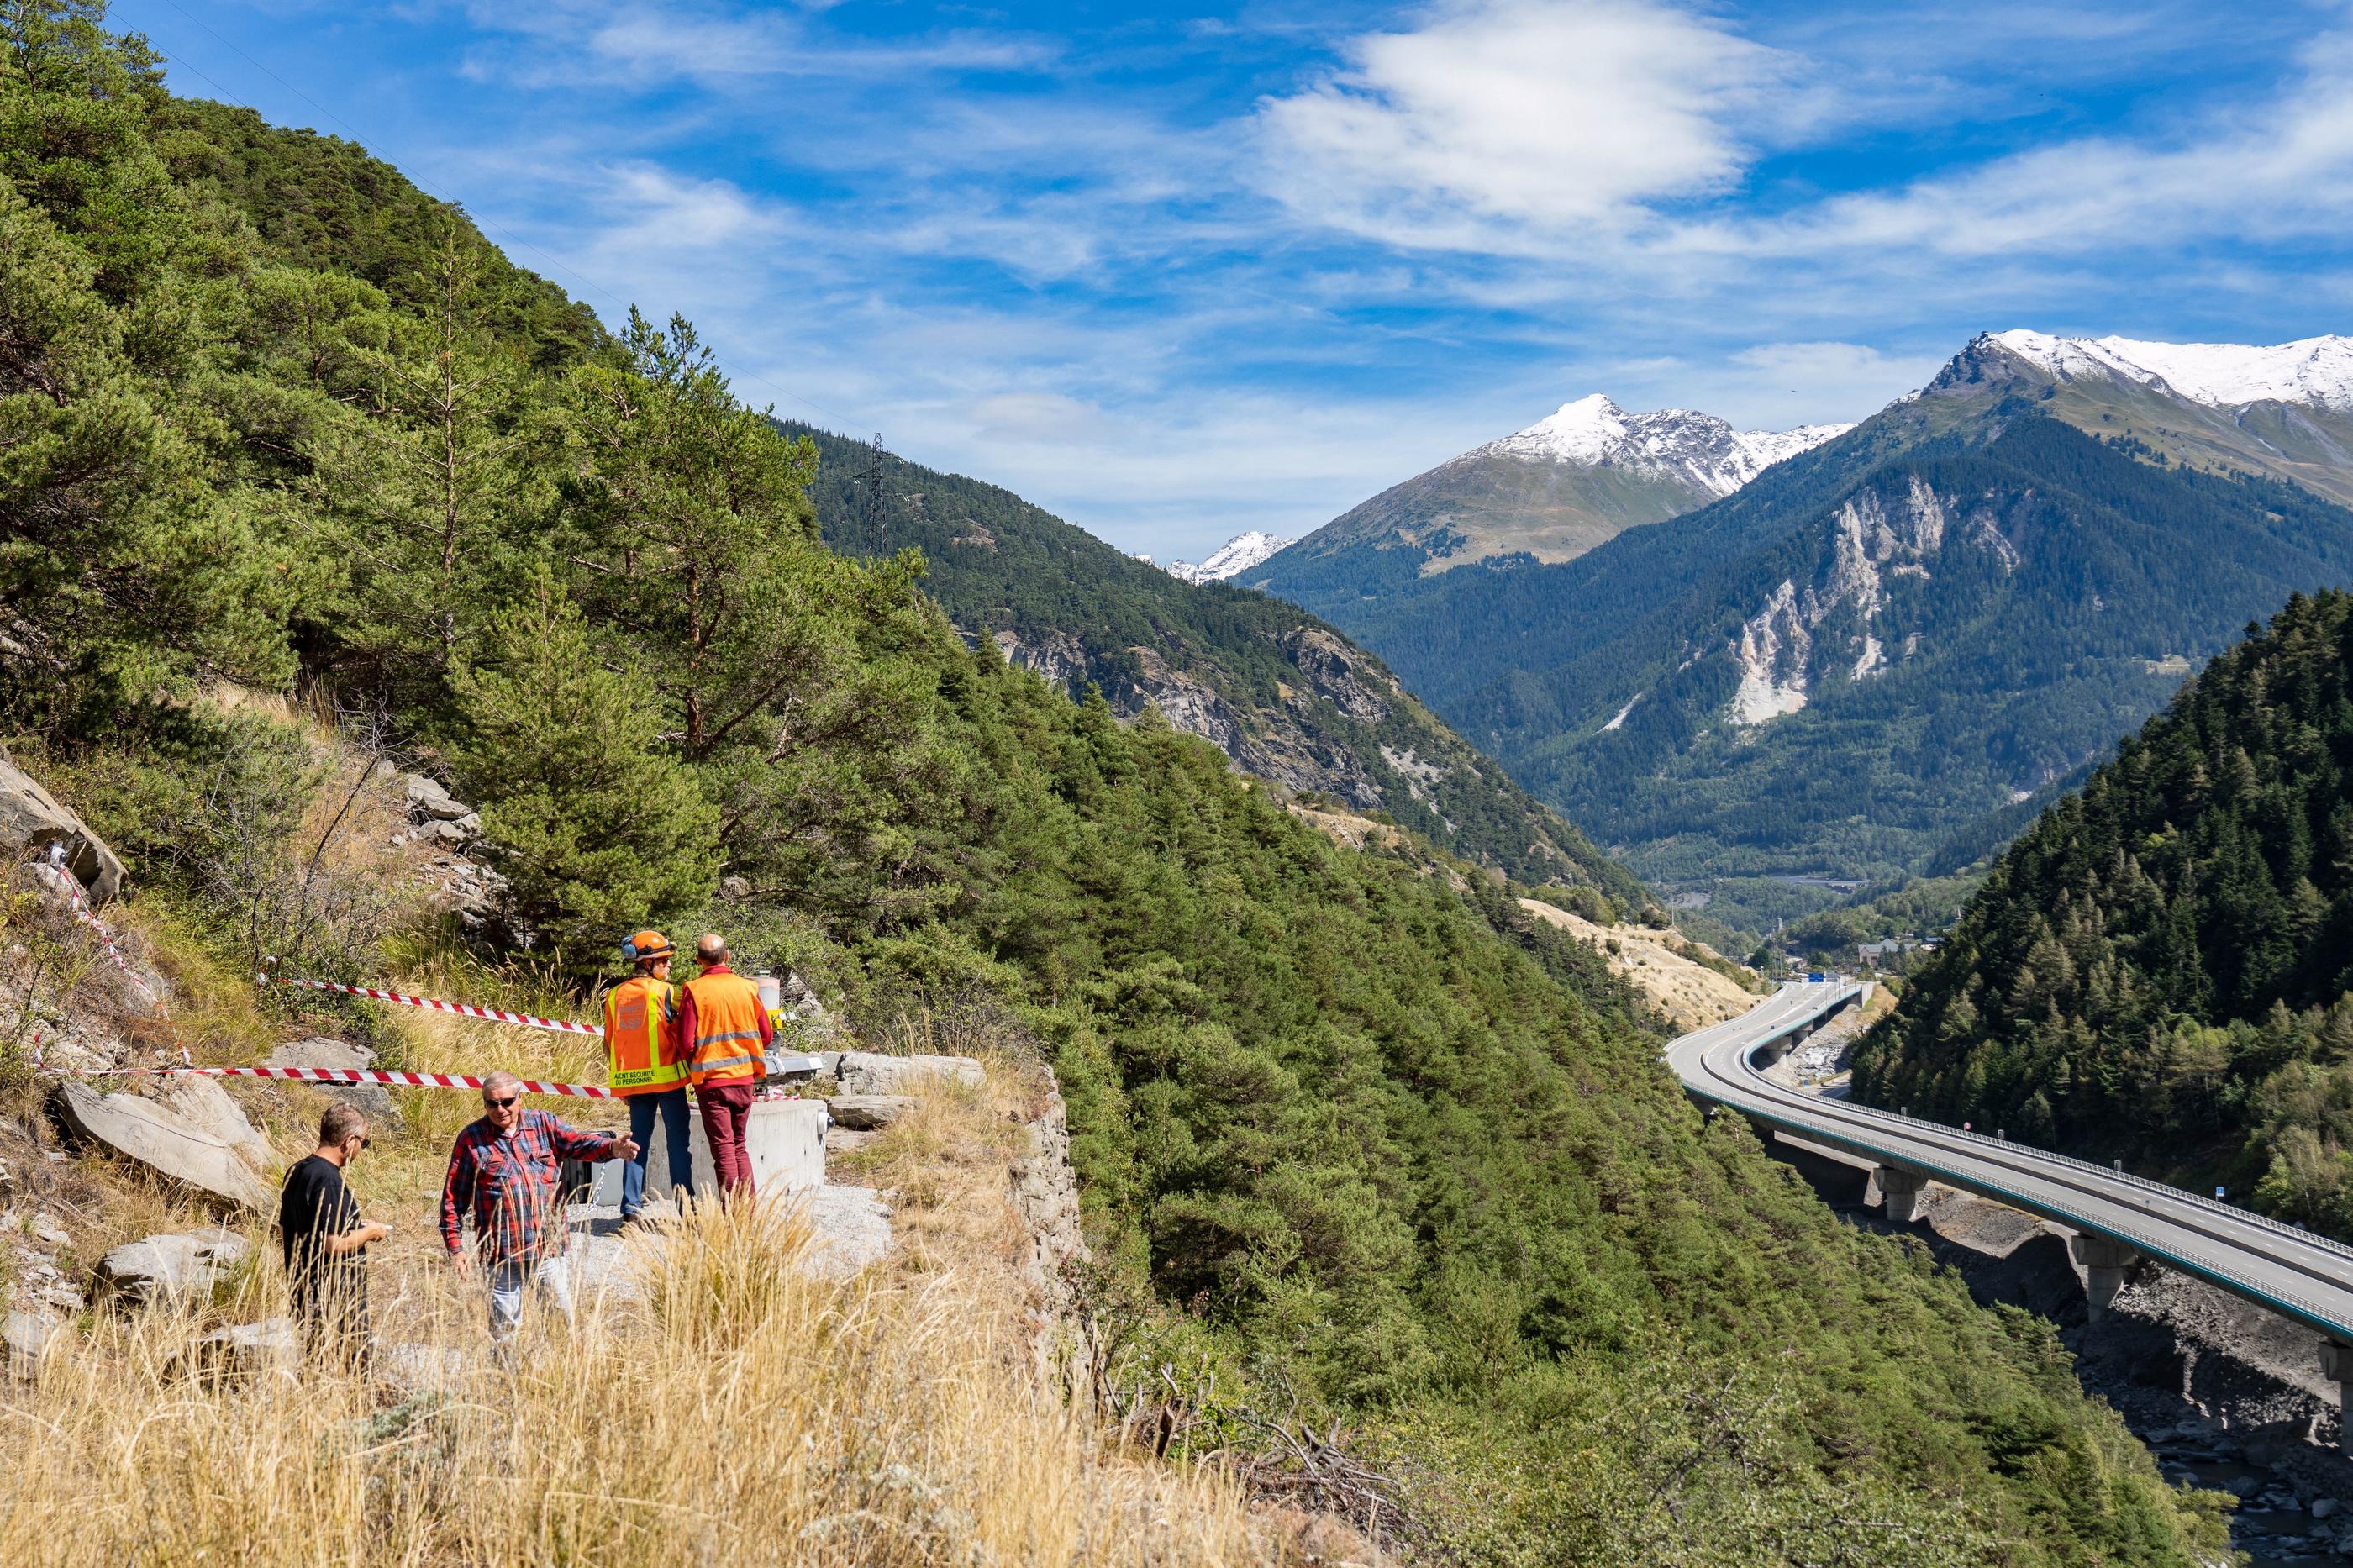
[592, 1098, 828, 1203]
[1871, 1164, 1928, 1224]
[2068, 1232, 2140, 1319]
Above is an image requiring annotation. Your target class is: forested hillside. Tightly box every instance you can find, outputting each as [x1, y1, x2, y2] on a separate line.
[785, 423, 1645, 906]
[1855, 590, 2353, 1231]
[0, 7, 2232, 1559]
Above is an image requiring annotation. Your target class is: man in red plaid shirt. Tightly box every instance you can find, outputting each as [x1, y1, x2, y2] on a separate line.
[440, 1070, 638, 1349]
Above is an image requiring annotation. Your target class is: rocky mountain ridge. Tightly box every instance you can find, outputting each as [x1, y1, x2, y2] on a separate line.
[1245, 392, 1852, 629]
[1475, 393, 1853, 498]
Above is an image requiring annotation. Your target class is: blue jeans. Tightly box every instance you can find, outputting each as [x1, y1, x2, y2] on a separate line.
[487, 1252, 573, 1351]
[622, 1087, 694, 1216]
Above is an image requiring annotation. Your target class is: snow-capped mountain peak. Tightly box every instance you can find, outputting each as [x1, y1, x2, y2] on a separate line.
[1987, 329, 2353, 412]
[1157, 530, 1292, 585]
[1473, 397, 1853, 498]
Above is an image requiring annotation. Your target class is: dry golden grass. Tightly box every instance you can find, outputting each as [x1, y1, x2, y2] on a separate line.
[5, 934, 1267, 1566]
[3, 1116, 1266, 1565]
[6, 1198, 1268, 1565]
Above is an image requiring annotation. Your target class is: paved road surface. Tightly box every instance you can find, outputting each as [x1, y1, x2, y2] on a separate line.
[1668, 982, 2353, 1346]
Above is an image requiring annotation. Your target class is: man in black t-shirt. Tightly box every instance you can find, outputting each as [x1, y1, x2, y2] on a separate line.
[279, 1102, 387, 1373]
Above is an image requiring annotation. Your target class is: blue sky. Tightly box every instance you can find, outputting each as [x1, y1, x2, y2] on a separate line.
[113, 0, 2353, 560]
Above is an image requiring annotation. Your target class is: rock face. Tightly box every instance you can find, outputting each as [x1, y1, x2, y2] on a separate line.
[97, 1229, 251, 1306]
[0, 755, 127, 902]
[825, 1094, 915, 1131]
[835, 1052, 984, 1097]
[1011, 1075, 1087, 1302]
[52, 1083, 274, 1212]
[379, 767, 503, 929]
[265, 1036, 395, 1122]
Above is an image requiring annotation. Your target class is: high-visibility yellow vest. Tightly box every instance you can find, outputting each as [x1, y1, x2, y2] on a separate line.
[603, 974, 687, 1096]
[684, 971, 766, 1087]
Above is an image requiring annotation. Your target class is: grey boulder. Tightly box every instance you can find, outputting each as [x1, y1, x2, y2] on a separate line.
[53, 1082, 274, 1213]
[835, 1051, 983, 1097]
[161, 1075, 275, 1171]
[825, 1094, 916, 1131]
[97, 1228, 251, 1307]
[183, 1318, 298, 1377]
[4, 1309, 62, 1381]
[400, 772, 473, 823]
[0, 755, 126, 902]
[265, 1036, 395, 1123]
[382, 1341, 471, 1395]
[804, 1185, 894, 1280]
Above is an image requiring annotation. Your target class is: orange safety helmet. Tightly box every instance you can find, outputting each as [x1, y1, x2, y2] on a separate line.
[621, 929, 674, 965]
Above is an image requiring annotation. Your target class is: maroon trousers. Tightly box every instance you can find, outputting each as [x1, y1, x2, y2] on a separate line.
[696, 1081, 758, 1199]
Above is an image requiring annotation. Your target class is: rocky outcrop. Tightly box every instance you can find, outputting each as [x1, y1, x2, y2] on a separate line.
[836, 1051, 984, 1096]
[372, 765, 504, 929]
[0, 755, 126, 902]
[51, 1083, 273, 1213]
[96, 1228, 250, 1306]
[1280, 625, 1393, 726]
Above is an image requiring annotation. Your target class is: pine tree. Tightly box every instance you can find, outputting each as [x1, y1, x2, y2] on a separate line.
[449, 573, 718, 959]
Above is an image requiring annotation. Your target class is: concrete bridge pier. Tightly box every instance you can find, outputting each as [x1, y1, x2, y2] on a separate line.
[2067, 1233, 2140, 1319]
[1871, 1165, 1929, 1223]
[2320, 1340, 2353, 1446]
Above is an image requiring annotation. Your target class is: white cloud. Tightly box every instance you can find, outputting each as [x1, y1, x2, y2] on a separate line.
[1255, 0, 1799, 250]
[459, 1, 1056, 90]
[1608, 341, 1950, 429]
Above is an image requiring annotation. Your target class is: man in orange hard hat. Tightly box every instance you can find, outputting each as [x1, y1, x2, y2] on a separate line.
[605, 929, 694, 1223]
[679, 932, 772, 1202]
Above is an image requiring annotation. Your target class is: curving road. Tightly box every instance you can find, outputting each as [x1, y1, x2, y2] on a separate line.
[1668, 981, 2353, 1353]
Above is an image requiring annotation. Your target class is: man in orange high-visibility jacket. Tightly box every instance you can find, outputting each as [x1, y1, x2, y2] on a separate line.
[679, 933, 773, 1201]
[604, 930, 694, 1223]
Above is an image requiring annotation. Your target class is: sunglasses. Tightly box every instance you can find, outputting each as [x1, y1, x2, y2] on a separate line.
[486, 1095, 519, 1109]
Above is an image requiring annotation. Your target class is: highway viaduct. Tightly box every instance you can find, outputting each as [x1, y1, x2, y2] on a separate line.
[1670, 981, 2353, 1434]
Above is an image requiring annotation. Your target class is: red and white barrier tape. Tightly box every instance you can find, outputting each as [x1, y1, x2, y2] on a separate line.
[258, 968, 600, 1037]
[29, 1040, 609, 1098]
[56, 869, 171, 1024]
